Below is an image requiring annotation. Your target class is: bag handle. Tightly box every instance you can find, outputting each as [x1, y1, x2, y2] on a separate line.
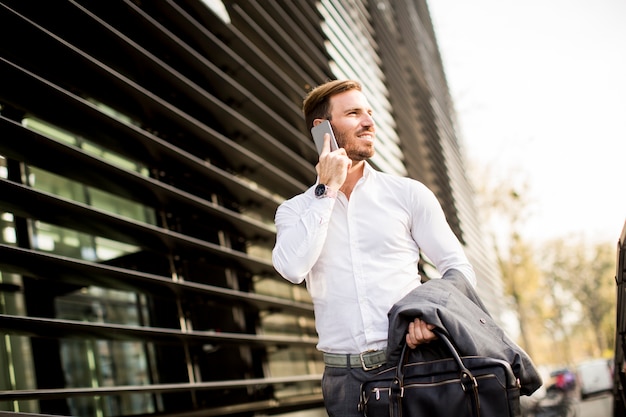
[389, 329, 481, 417]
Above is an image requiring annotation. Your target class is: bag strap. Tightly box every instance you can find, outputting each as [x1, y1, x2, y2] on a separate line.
[390, 329, 481, 417]
[437, 330, 481, 416]
[389, 341, 409, 417]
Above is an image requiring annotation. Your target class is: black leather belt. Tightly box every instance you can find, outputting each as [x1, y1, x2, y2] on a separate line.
[322, 349, 387, 371]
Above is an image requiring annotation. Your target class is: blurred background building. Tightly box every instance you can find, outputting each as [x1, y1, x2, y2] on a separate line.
[0, 0, 505, 416]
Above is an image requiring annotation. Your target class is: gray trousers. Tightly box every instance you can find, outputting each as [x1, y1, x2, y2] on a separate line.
[321, 364, 390, 417]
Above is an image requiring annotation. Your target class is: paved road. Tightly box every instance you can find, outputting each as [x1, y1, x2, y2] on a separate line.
[522, 391, 613, 416]
[577, 393, 612, 416]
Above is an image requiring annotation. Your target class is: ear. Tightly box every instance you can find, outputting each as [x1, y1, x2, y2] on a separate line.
[312, 119, 325, 127]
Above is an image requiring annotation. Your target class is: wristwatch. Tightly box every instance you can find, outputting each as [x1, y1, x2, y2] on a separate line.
[314, 183, 337, 199]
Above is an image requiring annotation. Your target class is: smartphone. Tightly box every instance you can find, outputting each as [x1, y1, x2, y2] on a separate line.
[311, 120, 339, 154]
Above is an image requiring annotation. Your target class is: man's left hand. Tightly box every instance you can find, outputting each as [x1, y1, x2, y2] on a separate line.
[406, 318, 437, 349]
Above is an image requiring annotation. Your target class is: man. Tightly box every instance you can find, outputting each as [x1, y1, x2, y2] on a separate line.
[271, 80, 476, 416]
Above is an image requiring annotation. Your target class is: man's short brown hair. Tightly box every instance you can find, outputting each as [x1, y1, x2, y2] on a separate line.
[302, 80, 362, 129]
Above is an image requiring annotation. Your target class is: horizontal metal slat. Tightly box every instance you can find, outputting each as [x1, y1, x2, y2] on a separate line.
[0, 391, 324, 417]
[161, 0, 309, 104]
[0, 394, 325, 417]
[153, 0, 322, 161]
[0, 244, 313, 316]
[82, 0, 319, 177]
[181, 394, 324, 417]
[0, 374, 322, 402]
[153, 0, 307, 128]
[0, 57, 284, 220]
[230, 3, 321, 88]
[238, 1, 329, 82]
[0, 116, 276, 243]
[0, 3, 308, 199]
[68, 0, 316, 187]
[266, 0, 330, 64]
[0, 314, 318, 347]
[0, 179, 274, 276]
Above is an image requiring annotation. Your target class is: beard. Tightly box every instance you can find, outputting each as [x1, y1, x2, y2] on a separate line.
[348, 147, 374, 162]
[335, 129, 375, 161]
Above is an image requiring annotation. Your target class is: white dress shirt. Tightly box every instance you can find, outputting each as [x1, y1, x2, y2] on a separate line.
[272, 163, 476, 354]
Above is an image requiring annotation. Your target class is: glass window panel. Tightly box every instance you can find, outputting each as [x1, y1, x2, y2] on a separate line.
[31, 221, 141, 262]
[56, 286, 154, 415]
[27, 166, 88, 204]
[26, 166, 156, 225]
[23, 118, 77, 146]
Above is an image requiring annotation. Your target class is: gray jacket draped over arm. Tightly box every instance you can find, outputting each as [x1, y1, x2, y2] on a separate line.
[386, 269, 543, 395]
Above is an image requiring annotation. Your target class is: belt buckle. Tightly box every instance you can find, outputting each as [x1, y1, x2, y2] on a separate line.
[359, 350, 383, 371]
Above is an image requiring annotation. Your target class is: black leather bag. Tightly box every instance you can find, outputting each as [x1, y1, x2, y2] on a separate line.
[359, 330, 521, 417]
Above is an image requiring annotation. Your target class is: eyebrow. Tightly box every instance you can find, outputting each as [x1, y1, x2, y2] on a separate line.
[344, 106, 373, 114]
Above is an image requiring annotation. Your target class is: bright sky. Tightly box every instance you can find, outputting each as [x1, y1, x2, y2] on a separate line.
[428, 0, 626, 244]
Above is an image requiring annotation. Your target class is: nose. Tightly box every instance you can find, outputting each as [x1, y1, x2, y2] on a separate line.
[362, 113, 375, 128]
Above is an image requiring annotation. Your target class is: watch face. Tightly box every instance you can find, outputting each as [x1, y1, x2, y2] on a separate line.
[315, 184, 326, 197]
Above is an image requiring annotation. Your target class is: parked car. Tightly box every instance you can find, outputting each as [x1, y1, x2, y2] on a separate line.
[576, 358, 613, 398]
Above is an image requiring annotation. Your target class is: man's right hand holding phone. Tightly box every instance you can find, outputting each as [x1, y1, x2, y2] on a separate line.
[316, 133, 350, 192]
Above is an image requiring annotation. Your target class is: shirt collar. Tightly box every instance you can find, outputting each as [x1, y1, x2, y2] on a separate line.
[315, 161, 375, 187]
[362, 161, 374, 179]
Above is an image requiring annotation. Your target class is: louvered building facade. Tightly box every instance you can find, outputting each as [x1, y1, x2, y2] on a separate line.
[0, 1, 504, 416]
